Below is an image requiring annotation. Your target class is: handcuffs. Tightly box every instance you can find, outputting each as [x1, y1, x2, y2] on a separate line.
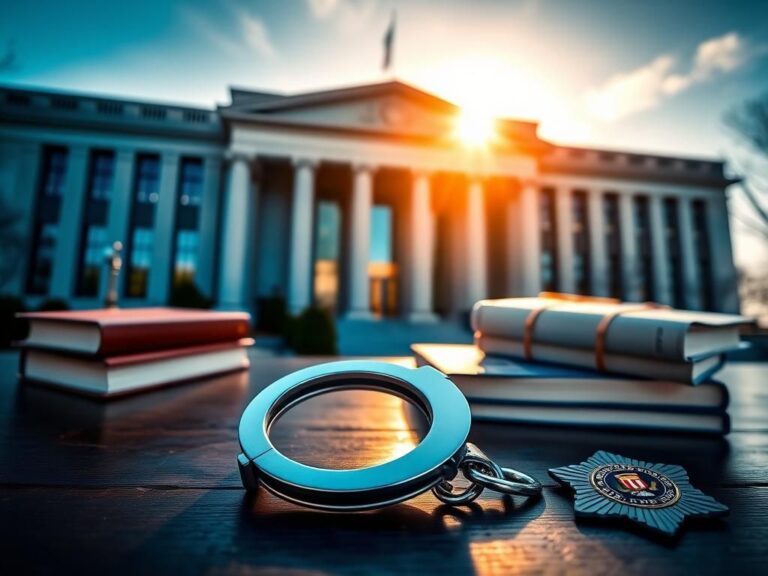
[237, 361, 541, 511]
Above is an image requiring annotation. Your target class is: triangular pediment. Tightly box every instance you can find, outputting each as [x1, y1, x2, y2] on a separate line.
[223, 81, 460, 138]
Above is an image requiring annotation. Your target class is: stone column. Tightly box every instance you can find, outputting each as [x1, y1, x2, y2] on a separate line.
[147, 152, 180, 304]
[618, 192, 641, 301]
[678, 196, 702, 310]
[587, 189, 609, 297]
[102, 148, 135, 301]
[218, 153, 255, 310]
[287, 159, 317, 316]
[555, 187, 575, 293]
[465, 177, 487, 307]
[198, 155, 223, 298]
[407, 170, 438, 322]
[345, 164, 374, 319]
[706, 193, 739, 313]
[649, 194, 672, 305]
[518, 180, 541, 296]
[50, 145, 89, 299]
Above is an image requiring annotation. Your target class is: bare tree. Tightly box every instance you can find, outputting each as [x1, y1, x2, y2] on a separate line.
[725, 92, 768, 240]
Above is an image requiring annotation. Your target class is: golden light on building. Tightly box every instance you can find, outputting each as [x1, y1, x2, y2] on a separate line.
[453, 107, 499, 147]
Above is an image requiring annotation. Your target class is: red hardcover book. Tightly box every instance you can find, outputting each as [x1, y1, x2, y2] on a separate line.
[16, 307, 251, 356]
[20, 338, 253, 398]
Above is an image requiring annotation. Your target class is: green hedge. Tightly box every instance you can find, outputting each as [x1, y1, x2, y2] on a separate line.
[169, 280, 213, 309]
[284, 306, 337, 355]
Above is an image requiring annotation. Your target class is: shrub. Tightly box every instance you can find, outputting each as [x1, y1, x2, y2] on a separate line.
[258, 294, 286, 334]
[0, 295, 27, 347]
[286, 306, 337, 355]
[169, 280, 213, 309]
[37, 298, 70, 312]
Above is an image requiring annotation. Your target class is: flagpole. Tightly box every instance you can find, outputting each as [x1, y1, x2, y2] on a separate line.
[382, 10, 396, 79]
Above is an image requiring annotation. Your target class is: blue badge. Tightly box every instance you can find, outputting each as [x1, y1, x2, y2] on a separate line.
[549, 450, 728, 536]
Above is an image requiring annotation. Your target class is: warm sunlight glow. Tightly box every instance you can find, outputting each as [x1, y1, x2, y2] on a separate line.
[454, 108, 498, 147]
[420, 56, 591, 145]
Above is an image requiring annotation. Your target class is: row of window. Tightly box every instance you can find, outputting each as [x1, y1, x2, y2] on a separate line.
[27, 146, 205, 299]
[538, 189, 713, 309]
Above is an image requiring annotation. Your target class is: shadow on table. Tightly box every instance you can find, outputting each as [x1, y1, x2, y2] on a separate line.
[120, 487, 546, 574]
[468, 421, 731, 489]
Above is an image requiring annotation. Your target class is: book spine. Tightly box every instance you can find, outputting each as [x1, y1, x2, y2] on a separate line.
[477, 335, 697, 384]
[98, 319, 250, 356]
[459, 396, 727, 415]
[469, 402, 729, 436]
[473, 302, 690, 361]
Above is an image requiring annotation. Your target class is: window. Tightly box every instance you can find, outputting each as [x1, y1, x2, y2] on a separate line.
[663, 198, 685, 308]
[134, 155, 161, 205]
[314, 200, 342, 311]
[88, 152, 114, 201]
[76, 150, 114, 296]
[172, 157, 204, 288]
[371, 206, 392, 263]
[603, 193, 622, 298]
[692, 200, 713, 310]
[127, 227, 154, 298]
[78, 226, 107, 296]
[42, 149, 67, 197]
[572, 190, 591, 295]
[173, 230, 199, 285]
[26, 147, 68, 294]
[178, 158, 203, 206]
[540, 188, 558, 292]
[633, 196, 654, 301]
[369, 204, 396, 316]
[125, 155, 160, 298]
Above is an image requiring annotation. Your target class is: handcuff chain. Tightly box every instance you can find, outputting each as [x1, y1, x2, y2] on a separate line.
[432, 443, 542, 505]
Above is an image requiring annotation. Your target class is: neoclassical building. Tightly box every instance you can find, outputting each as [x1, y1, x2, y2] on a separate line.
[0, 80, 739, 322]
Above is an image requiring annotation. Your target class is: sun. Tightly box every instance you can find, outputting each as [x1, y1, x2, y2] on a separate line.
[453, 107, 498, 147]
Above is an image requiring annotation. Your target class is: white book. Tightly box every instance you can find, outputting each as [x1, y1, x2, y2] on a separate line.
[468, 403, 728, 436]
[412, 343, 728, 410]
[476, 335, 724, 384]
[471, 297, 750, 361]
[21, 340, 252, 397]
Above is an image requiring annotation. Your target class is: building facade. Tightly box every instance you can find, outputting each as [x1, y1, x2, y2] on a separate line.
[0, 81, 740, 321]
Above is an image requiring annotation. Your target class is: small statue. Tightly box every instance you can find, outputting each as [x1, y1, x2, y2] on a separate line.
[104, 241, 123, 309]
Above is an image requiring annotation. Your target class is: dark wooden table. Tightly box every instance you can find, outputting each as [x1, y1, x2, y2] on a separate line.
[1, 351, 766, 575]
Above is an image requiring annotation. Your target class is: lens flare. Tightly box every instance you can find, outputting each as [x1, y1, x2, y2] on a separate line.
[454, 108, 498, 147]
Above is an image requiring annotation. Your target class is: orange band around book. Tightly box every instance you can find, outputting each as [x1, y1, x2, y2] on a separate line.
[522, 292, 667, 372]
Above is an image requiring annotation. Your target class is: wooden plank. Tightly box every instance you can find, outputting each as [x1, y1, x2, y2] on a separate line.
[2, 354, 767, 488]
[1, 351, 767, 574]
[1, 486, 764, 575]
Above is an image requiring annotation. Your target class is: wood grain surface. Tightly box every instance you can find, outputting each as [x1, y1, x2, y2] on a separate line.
[1, 351, 766, 575]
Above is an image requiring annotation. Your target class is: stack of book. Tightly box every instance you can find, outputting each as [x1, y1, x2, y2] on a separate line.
[16, 308, 252, 398]
[413, 296, 752, 435]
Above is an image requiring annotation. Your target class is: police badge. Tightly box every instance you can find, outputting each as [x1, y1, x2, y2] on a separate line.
[549, 451, 728, 536]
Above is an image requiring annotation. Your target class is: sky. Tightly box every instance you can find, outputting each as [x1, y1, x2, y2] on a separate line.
[1, 0, 767, 270]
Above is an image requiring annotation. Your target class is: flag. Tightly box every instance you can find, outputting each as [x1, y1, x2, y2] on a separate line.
[383, 11, 396, 71]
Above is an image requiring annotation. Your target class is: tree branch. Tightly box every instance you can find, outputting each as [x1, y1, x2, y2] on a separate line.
[738, 180, 768, 227]
[732, 211, 768, 240]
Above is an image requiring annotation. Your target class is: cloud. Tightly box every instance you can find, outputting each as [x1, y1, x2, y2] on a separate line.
[664, 32, 745, 95]
[586, 32, 751, 122]
[305, 0, 378, 34]
[306, 0, 340, 19]
[182, 3, 276, 60]
[239, 12, 277, 58]
[586, 55, 676, 122]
